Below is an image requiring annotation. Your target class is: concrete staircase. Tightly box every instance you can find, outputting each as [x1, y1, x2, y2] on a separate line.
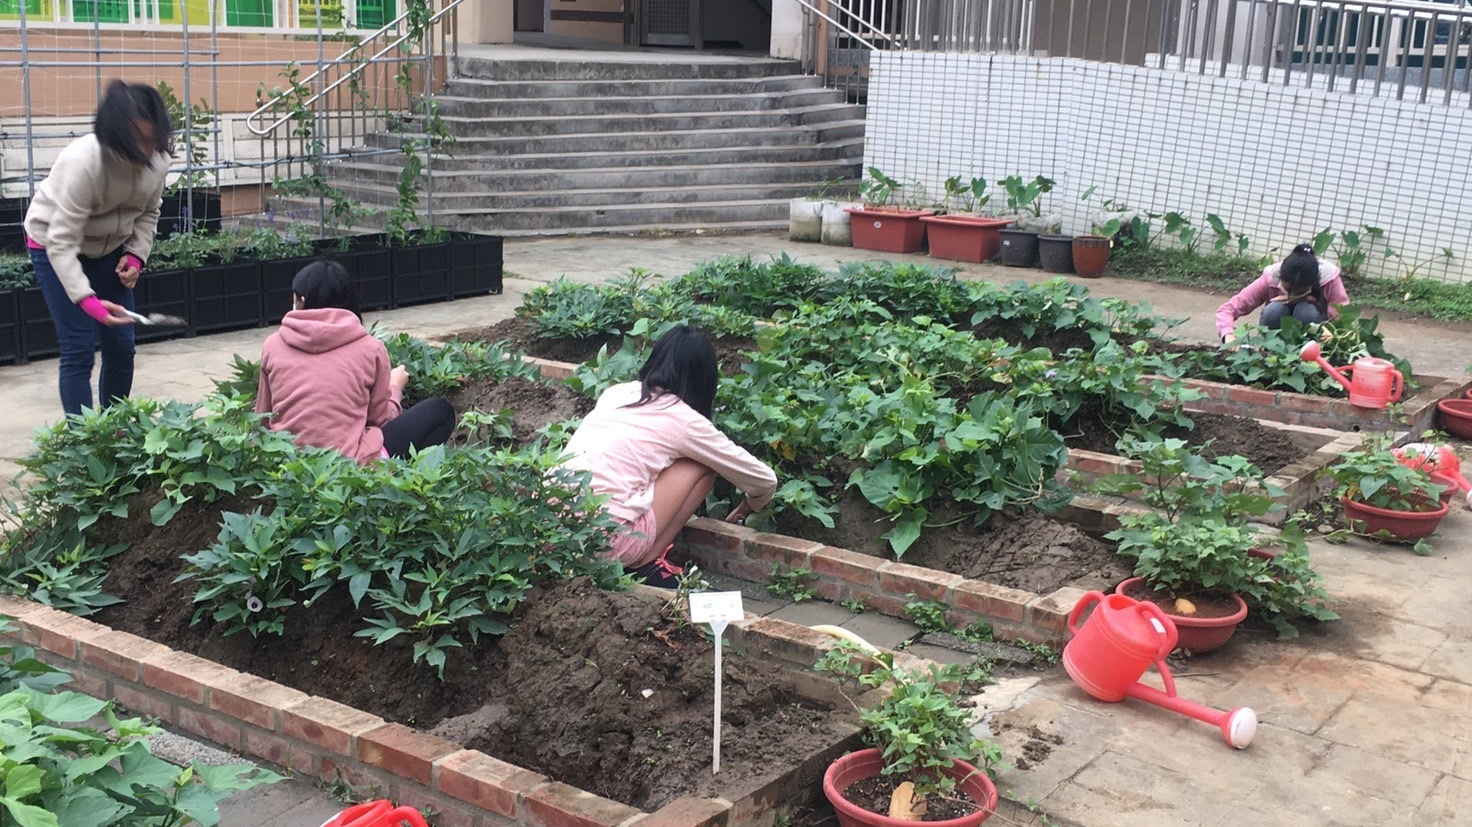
[287, 55, 865, 236]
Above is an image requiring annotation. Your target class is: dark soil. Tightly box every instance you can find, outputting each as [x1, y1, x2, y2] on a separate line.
[93, 499, 854, 812]
[1064, 408, 1309, 475]
[840, 774, 978, 822]
[444, 374, 595, 444]
[763, 491, 1132, 595]
[1118, 579, 1245, 621]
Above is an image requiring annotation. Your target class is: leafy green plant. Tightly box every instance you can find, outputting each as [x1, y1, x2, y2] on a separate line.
[841, 598, 867, 614]
[903, 597, 951, 634]
[1313, 225, 1388, 280]
[148, 230, 223, 270]
[858, 166, 903, 208]
[1204, 214, 1251, 255]
[941, 176, 990, 214]
[156, 80, 215, 195]
[0, 624, 281, 826]
[999, 174, 1055, 217]
[767, 565, 819, 602]
[0, 251, 34, 288]
[1324, 441, 1445, 512]
[816, 640, 999, 798]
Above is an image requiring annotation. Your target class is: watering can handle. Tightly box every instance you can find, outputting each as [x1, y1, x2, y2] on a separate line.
[1134, 601, 1181, 698]
[1389, 369, 1404, 403]
[1066, 591, 1104, 638]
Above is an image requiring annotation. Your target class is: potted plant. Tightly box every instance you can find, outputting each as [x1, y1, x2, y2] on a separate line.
[1094, 437, 1335, 650]
[1072, 216, 1119, 278]
[0, 250, 31, 364]
[816, 640, 999, 827]
[1325, 442, 1449, 545]
[845, 167, 935, 254]
[1036, 219, 1074, 274]
[790, 177, 848, 244]
[995, 174, 1055, 267]
[919, 176, 1013, 263]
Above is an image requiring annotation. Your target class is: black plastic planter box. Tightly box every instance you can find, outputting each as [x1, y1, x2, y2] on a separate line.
[132, 268, 194, 344]
[391, 238, 453, 307]
[0, 288, 19, 365]
[317, 235, 393, 312]
[157, 192, 223, 239]
[19, 285, 56, 361]
[191, 260, 263, 334]
[0, 197, 27, 253]
[448, 233, 503, 298]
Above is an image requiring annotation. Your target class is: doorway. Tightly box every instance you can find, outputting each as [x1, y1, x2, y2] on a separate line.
[638, 0, 698, 46]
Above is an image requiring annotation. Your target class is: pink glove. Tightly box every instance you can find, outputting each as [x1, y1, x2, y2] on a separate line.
[78, 295, 114, 323]
[123, 253, 143, 273]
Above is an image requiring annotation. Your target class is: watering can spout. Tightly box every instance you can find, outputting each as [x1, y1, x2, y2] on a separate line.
[1299, 341, 1354, 393]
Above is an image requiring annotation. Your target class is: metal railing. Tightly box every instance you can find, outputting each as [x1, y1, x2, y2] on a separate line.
[798, 0, 1472, 105]
[246, 0, 464, 231]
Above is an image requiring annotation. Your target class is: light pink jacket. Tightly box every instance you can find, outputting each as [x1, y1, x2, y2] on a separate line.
[1215, 259, 1349, 339]
[256, 308, 403, 463]
[558, 381, 778, 525]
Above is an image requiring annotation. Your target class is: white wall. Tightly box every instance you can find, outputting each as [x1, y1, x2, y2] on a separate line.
[769, 0, 804, 59]
[864, 52, 1472, 283]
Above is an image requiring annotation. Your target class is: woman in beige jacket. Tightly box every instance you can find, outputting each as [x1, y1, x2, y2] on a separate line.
[24, 80, 171, 416]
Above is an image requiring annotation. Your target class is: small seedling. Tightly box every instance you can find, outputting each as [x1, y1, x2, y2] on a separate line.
[768, 565, 819, 602]
[903, 596, 952, 635]
[841, 597, 867, 614]
[661, 564, 713, 629]
[960, 618, 995, 643]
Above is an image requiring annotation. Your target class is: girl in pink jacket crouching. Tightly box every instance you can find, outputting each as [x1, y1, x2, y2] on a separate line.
[557, 324, 777, 586]
[256, 260, 455, 462]
[1216, 244, 1350, 344]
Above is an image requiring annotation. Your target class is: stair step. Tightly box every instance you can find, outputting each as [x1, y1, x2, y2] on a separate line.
[431, 103, 865, 138]
[423, 139, 865, 171]
[433, 88, 845, 118]
[453, 56, 802, 82]
[312, 180, 851, 210]
[366, 121, 867, 155]
[327, 159, 861, 192]
[441, 74, 825, 100]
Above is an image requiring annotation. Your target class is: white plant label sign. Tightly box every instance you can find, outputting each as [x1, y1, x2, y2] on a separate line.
[690, 591, 743, 774]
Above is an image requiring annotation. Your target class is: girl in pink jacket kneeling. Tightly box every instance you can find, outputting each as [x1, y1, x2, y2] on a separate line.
[557, 324, 778, 586]
[1216, 244, 1350, 344]
[256, 260, 455, 462]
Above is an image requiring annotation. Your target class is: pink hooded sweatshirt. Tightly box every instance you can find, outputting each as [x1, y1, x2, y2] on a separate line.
[1215, 259, 1350, 339]
[256, 308, 402, 463]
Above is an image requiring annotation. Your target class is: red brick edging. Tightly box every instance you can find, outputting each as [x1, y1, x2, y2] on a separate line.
[0, 592, 866, 827]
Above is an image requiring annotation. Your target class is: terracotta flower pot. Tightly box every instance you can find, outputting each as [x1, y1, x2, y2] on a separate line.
[845, 207, 935, 254]
[823, 749, 998, 827]
[1072, 234, 1112, 277]
[1340, 495, 1449, 540]
[1436, 399, 1472, 439]
[919, 214, 1013, 263]
[1115, 577, 1247, 654]
[1430, 471, 1461, 505]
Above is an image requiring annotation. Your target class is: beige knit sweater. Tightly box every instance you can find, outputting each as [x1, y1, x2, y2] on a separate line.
[24, 134, 169, 303]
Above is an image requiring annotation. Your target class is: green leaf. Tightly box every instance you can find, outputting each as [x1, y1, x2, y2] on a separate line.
[0, 797, 59, 827]
[45, 789, 127, 827]
[34, 691, 108, 724]
[3, 765, 43, 799]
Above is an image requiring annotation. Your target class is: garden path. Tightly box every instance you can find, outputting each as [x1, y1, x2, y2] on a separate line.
[3, 231, 1470, 826]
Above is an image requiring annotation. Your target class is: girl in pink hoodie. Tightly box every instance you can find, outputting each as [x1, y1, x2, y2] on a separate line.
[1216, 244, 1350, 344]
[558, 325, 777, 585]
[256, 261, 455, 462]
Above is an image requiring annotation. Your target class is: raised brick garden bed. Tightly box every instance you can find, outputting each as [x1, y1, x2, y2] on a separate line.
[1148, 374, 1472, 434]
[0, 590, 875, 827]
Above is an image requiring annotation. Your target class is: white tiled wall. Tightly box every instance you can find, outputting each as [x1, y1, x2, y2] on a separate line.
[865, 53, 1472, 283]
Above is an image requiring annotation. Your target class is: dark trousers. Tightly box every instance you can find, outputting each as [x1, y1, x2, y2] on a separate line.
[381, 397, 456, 458]
[31, 247, 135, 416]
[1260, 301, 1326, 329]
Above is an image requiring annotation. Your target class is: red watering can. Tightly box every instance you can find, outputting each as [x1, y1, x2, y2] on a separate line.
[1394, 442, 1472, 509]
[319, 801, 428, 827]
[1062, 591, 1257, 749]
[1299, 341, 1403, 409]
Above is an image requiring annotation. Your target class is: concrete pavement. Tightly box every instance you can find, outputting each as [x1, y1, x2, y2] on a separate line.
[5, 231, 1471, 826]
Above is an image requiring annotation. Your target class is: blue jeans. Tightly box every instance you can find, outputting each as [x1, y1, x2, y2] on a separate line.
[30, 247, 135, 416]
[1260, 300, 1325, 330]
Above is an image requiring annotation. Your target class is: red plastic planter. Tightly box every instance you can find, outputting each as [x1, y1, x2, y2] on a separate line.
[1114, 578, 1247, 654]
[1437, 398, 1472, 439]
[918, 215, 1014, 263]
[1340, 495, 1449, 540]
[845, 208, 935, 254]
[823, 749, 997, 827]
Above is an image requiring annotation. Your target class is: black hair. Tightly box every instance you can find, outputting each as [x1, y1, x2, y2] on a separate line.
[626, 324, 719, 420]
[291, 259, 360, 317]
[94, 80, 172, 166]
[1280, 243, 1327, 312]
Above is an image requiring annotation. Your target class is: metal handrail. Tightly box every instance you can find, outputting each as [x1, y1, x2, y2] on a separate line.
[792, 0, 902, 52]
[246, 0, 467, 138]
